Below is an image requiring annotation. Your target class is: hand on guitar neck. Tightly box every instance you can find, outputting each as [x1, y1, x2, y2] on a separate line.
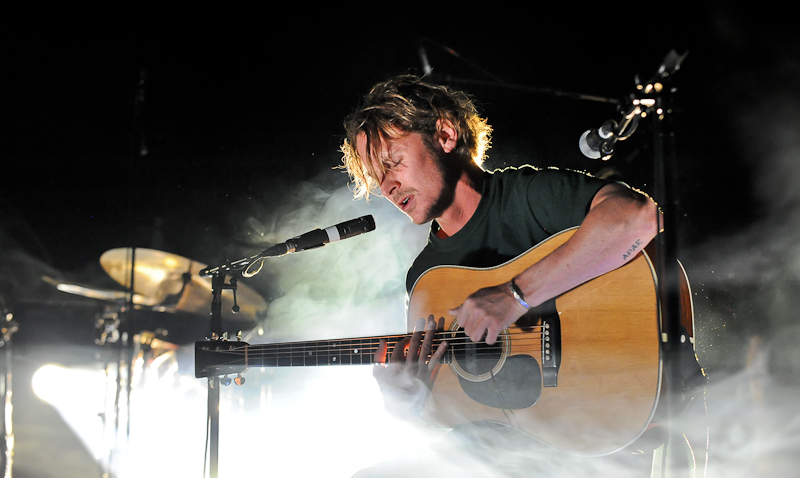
[373, 316, 449, 419]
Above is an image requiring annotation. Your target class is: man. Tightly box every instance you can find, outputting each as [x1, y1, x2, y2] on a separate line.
[341, 73, 657, 360]
[340, 75, 669, 475]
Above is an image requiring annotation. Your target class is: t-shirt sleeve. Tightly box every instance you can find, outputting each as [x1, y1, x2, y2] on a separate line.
[527, 168, 608, 234]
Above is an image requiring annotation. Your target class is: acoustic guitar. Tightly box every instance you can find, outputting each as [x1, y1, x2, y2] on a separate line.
[195, 228, 680, 456]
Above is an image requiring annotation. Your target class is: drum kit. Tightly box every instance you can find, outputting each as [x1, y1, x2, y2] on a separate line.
[39, 247, 269, 476]
[49, 247, 268, 347]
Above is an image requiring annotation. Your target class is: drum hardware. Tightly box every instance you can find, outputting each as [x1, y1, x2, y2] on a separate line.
[99, 248, 267, 323]
[94, 306, 121, 346]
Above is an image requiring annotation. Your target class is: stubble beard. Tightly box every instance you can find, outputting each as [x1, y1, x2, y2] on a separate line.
[418, 149, 463, 224]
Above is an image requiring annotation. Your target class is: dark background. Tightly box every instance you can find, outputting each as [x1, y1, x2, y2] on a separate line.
[3, 4, 800, 477]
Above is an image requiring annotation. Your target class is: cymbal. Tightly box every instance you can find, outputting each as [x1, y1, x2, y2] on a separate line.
[99, 248, 267, 323]
[42, 275, 157, 306]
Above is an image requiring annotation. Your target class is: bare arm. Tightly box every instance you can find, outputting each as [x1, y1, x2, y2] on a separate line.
[517, 182, 659, 307]
[451, 182, 660, 344]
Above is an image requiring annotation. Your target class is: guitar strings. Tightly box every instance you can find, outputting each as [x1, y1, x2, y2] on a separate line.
[203, 349, 550, 371]
[209, 326, 547, 356]
[210, 332, 545, 355]
[209, 329, 546, 352]
[204, 329, 549, 366]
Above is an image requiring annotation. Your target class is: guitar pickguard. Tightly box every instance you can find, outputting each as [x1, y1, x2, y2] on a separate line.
[448, 302, 557, 410]
[457, 354, 542, 410]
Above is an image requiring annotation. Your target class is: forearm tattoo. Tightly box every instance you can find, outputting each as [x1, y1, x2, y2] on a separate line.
[622, 239, 643, 260]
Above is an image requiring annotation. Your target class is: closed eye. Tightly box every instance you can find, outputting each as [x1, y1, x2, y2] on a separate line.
[383, 158, 403, 170]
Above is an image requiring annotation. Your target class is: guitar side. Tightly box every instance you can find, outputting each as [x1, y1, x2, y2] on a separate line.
[407, 228, 662, 456]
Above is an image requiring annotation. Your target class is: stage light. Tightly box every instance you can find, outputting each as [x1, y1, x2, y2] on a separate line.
[30, 352, 442, 477]
[32, 364, 107, 460]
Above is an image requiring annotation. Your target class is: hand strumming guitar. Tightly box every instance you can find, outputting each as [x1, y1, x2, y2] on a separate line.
[448, 283, 530, 345]
[373, 316, 448, 418]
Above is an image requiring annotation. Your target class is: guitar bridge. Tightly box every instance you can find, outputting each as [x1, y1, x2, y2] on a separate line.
[541, 308, 561, 387]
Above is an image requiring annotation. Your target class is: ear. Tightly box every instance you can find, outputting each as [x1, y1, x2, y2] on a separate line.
[435, 119, 458, 153]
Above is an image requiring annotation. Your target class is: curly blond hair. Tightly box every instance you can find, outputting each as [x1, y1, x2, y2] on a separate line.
[340, 75, 492, 199]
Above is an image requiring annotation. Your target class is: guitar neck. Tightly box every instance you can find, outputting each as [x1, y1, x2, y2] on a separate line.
[195, 332, 448, 378]
[242, 334, 408, 367]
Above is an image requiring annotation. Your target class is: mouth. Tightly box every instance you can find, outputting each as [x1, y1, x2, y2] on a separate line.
[399, 196, 411, 211]
[392, 190, 415, 213]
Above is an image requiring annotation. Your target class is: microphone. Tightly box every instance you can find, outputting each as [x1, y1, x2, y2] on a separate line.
[198, 215, 376, 278]
[579, 120, 618, 160]
[260, 215, 376, 257]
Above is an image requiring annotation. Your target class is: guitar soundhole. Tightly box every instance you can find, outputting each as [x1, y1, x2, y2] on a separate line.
[450, 329, 504, 379]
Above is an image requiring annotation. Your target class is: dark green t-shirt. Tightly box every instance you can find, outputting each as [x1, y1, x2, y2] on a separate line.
[405, 166, 608, 293]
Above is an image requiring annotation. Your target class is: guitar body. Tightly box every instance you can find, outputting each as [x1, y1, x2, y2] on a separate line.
[407, 228, 662, 456]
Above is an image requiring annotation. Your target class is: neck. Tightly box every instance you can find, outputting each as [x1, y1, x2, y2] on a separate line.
[435, 170, 484, 237]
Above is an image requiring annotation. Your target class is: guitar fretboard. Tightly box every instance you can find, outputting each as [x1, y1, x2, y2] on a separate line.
[243, 336, 406, 366]
[197, 332, 453, 376]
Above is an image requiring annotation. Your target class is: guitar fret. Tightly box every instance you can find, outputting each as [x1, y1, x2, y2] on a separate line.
[353, 341, 359, 364]
[308, 343, 316, 366]
[333, 340, 341, 365]
[277, 343, 291, 367]
[339, 340, 349, 365]
[291, 343, 303, 366]
[325, 341, 334, 365]
[319, 342, 327, 366]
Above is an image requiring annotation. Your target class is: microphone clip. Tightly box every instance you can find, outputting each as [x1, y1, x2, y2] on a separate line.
[579, 120, 619, 161]
[579, 49, 687, 161]
[579, 104, 643, 161]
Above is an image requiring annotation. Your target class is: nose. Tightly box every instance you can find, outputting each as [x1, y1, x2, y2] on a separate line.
[379, 171, 398, 197]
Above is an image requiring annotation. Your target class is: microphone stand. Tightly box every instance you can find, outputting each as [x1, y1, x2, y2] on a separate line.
[200, 253, 263, 478]
[204, 267, 238, 478]
[206, 273, 220, 478]
[592, 50, 691, 476]
[649, 53, 691, 477]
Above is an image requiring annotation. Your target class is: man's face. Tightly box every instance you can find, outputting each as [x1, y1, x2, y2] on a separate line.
[356, 129, 457, 224]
